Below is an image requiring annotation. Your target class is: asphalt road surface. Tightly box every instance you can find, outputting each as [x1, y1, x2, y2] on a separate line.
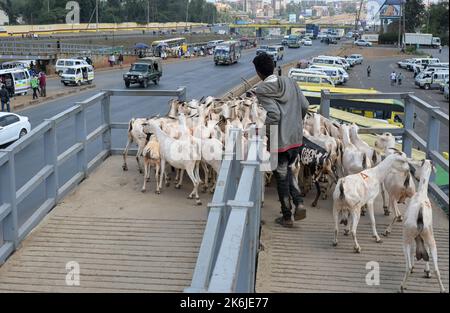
[11, 41, 331, 225]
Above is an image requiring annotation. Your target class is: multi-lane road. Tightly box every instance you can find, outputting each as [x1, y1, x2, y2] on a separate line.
[13, 42, 331, 224]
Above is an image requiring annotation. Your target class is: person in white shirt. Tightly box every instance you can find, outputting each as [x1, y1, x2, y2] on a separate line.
[390, 71, 397, 86]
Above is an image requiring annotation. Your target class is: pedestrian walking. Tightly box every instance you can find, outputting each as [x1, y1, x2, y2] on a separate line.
[439, 45, 442, 54]
[4, 74, 14, 98]
[108, 54, 115, 67]
[390, 71, 397, 86]
[0, 85, 10, 112]
[31, 75, 39, 100]
[397, 72, 403, 86]
[118, 53, 124, 68]
[39, 72, 47, 97]
[252, 53, 309, 228]
[367, 65, 371, 77]
[277, 66, 282, 76]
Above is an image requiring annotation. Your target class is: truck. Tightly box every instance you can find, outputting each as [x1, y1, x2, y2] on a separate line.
[362, 34, 379, 43]
[404, 33, 441, 48]
[305, 24, 320, 39]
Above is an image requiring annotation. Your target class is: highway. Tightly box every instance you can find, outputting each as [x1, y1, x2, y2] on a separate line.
[13, 42, 331, 225]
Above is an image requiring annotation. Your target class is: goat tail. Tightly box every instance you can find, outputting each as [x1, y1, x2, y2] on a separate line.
[362, 153, 367, 170]
[128, 118, 135, 133]
[339, 180, 345, 200]
[371, 150, 379, 165]
[415, 206, 429, 261]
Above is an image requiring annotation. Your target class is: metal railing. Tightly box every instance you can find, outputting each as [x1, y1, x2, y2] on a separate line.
[0, 41, 131, 57]
[0, 87, 186, 265]
[320, 90, 449, 210]
[186, 128, 263, 293]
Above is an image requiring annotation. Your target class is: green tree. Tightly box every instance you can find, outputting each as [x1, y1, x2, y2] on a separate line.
[404, 0, 425, 32]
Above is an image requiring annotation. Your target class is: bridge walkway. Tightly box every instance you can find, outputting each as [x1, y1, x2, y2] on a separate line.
[0, 156, 209, 293]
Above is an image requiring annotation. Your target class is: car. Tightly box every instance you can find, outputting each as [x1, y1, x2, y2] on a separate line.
[397, 59, 414, 69]
[302, 37, 313, 46]
[0, 112, 31, 146]
[256, 45, 269, 56]
[123, 57, 162, 88]
[346, 54, 363, 65]
[354, 39, 372, 47]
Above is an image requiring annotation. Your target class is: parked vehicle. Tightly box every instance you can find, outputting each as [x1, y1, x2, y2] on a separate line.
[214, 41, 241, 65]
[288, 72, 335, 88]
[123, 58, 162, 88]
[411, 58, 441, 73]
[404, 33, 441, 48]
[55, 58, 89, 76]
[281, 36, 289, 46]
[354, 39, 372, 47]
[60, 64, 94, 86]
[346, 54, 364, 65]
[420, 65, 450, 77]
[397, 59, 414, 69]
[414, 70, 449, 90]
[0, 68, 31, 96]
[311, 56, 346, 70]
[309, 64, 348, 85]
[0, 112, 31, 145]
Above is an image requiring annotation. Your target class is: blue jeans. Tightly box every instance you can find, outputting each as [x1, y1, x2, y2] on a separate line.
[1, 100, 10, 112]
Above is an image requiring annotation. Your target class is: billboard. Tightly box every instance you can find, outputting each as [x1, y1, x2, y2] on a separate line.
[289, 14, 297, 23]
[366, 0, 404, 24]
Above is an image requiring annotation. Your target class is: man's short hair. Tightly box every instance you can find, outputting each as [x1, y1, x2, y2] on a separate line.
[253, 53, 275, 78]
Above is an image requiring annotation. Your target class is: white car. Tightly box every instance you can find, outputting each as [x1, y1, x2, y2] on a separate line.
[397, 59, 414, 69]
[354, 39, 372, 47]
[0, 112, 31, 145]
[347, 54, 364, 65]
[302, 37, 313, 46]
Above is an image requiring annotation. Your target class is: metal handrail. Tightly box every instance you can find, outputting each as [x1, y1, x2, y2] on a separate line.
[0, 87, 187, 265]
[320, 90, 449, 210]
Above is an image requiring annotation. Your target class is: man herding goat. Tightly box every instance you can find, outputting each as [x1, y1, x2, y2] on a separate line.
[252, 53, 310, 228]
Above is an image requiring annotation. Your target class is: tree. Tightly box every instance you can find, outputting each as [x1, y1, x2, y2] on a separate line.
[404, 0, 425, 32]
[426, 1, 449, 45]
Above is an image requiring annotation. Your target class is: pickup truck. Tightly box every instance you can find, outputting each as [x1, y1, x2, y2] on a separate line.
[123, 57, 162, 88]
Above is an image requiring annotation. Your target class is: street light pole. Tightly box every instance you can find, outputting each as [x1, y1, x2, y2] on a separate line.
[186, 0, 190, 27]
[96, 0, 99, 32]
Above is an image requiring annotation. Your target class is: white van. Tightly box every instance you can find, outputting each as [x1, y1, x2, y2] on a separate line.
[60, 64, 94, 86]
[415, 70, 449, 90]
[311, 56, 345, 70]
[288, 71, 335, 88]
[0, 68, 31, 95]
[309, 64, 346, 85]
[409, 58, 440, 73]
[55, 59, 89, 76]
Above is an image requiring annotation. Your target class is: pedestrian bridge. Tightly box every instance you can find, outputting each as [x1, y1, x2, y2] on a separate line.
[0, 89, 448, 293]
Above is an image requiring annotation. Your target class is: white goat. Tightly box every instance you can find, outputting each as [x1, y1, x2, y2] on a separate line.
[400, 159, 446, 293]
[122, 118, 152, 173]
[340, 124, 371, 176]
[148, 117, 202, 205]
[332, 153, 411, 253]
[141, 134, 163, 194]
[375, 132, 416, 220]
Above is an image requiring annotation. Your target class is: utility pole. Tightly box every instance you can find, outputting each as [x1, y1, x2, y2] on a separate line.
[96, 0, 99, 32]
[147, 0, 150, 31]
[47, 0, 50, 13]
[186, 0, 190, 27]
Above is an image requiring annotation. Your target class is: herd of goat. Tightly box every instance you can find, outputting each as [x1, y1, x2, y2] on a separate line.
[122, 94, 445, 293]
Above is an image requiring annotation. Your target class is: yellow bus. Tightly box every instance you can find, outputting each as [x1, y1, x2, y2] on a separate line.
[300, 85, 405, 127]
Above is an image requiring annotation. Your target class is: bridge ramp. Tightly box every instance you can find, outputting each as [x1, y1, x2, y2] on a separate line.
[0, 156, 209, 293]
[256, 186, 449, 293]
